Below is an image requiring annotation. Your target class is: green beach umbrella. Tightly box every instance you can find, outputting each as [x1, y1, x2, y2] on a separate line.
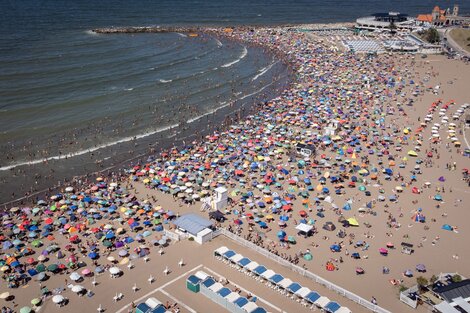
[31, 240, 42, 248]
[19, 306, 32, 313]
[47, 264, 58, 272]
[35, 264, 46, 273]
[303, 253, 313, 261]
[103, 240, 112, 247]
[287, 236, 296, 243]
[358, 185, 366, 191]
[31, 298, 41, 306]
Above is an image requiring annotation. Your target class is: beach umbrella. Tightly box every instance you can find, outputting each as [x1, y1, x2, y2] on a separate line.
[36, 264, 46, 273]
[36, 272, 47, 281]
[347, 217, 359, 226]
[52, 295, 64, 304]
[379, 248, 388, 255]
[0, 292, 9, 299]
[416, 264, 426, 272]
[109, 267, 121, 275]
[69, 272, 81, 281]
[303, 253, 313, 261]
[88, 252, 98, 260]
[19, 307, 32, 313]
[441, 224, 453, 231]
[31, 298, 41, 306]
[330, 244, 341, 252]
[277, 230, 286, 238]
[81, 268, 91, 276]
[47, 264, 58, 272]
[71, 285, 84, 293]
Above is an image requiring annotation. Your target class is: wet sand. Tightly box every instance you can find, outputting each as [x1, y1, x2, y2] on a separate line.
[1, 24, 469, 313]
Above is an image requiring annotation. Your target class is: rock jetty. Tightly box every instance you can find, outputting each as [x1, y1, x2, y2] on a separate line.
[92, 26, 202, 34]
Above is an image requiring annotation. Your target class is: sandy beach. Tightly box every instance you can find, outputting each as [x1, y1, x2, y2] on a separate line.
[1, 24, 469, 313]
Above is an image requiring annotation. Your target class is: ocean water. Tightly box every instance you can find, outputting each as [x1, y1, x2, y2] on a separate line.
[0, 0, 468, 202]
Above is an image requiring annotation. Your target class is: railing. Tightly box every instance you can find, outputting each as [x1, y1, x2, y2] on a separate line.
[219, 228, 392, 313]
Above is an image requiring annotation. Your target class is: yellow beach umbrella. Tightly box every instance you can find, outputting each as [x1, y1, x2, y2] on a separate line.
[347, 218, 359, 226]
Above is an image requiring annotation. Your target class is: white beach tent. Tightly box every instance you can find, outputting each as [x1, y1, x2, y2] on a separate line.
[195, 271, 209, 280]
[295, 287, 311, 298]
[295, 223, 313, 233]
[244, 261, 259, 271]
[278, 278, 293, 289]
[261, 269, 276, 280]
[145, 297, 163, 309]
[225, 292, 240, 303]
[209, 282, 224, 293]
[214, 246, 229, 256]
[229, 253, 244, 263]
[314, 296, 331, 308]
[241, 301, 259, 313]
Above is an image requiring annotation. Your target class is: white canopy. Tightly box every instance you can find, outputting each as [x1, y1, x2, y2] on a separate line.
[245, 261, 259, 271]
[278, 278, 293, 288]
[225, 292, 240, 303]
[261, 269, 276, 279]
[214, 246, 229, 255]
[242, 302, 258, 313]
[209, 282, 223, 293]
[195, 271, 209, 280]
[229, 253, 243, 263]
[145, 297, 163, 309]
[295, 223, 313, 233]
[295, 287, 311, 298]
[314, 296, 330, 308]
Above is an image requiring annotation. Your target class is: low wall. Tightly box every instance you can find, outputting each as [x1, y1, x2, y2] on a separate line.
[219, 228, 392, 313]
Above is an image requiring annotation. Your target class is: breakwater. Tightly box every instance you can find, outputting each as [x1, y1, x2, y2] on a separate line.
[92, 26, 203, 34]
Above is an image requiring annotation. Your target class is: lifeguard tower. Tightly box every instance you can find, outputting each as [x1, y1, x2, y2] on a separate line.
[212, 186, 228, 211]
[324, 120, 340, 136]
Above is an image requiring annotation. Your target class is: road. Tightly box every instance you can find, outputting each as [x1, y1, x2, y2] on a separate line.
[441, 28, 470, 57]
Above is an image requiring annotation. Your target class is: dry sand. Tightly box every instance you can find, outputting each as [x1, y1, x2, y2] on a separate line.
[1, 31, 470, 313]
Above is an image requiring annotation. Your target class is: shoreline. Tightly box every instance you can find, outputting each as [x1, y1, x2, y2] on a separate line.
[0, 27, 296, 206]
[0, 21, 469, 313]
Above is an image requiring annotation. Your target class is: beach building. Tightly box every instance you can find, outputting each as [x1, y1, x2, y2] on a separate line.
[433, 279, 470, 313]
[401, 273, 470, 312]
[416, 5, 465, 27]
[172, 213, 218, 244]
[356, 12, 416, 32]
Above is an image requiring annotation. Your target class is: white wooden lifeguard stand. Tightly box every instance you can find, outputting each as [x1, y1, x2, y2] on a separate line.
[212, 187, 228, 211]
[324, 120, 340, 136]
